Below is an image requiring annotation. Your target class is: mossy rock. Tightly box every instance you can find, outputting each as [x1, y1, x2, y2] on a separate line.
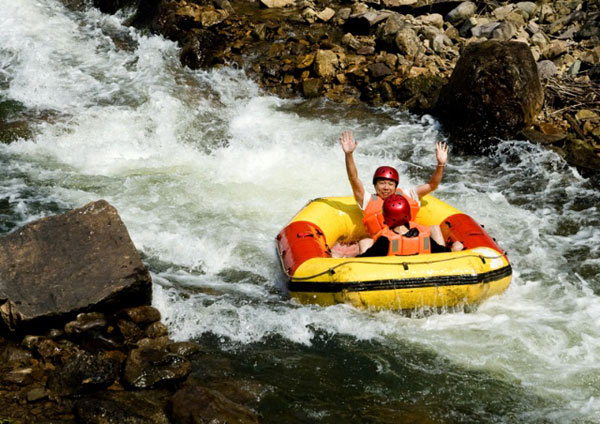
[396, 74, 446, 115]
[563, 138, 600, 175]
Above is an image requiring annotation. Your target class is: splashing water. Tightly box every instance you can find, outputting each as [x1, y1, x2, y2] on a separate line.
[1, 1, 599, 422]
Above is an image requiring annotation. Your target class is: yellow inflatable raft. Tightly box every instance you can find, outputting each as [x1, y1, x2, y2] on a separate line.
[275, 195, 511, 311]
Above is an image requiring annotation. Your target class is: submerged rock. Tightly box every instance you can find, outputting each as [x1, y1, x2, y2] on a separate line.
[74, 391, 171, 424]
[169, 385, 259, 424]
[0, 200, 152, 333]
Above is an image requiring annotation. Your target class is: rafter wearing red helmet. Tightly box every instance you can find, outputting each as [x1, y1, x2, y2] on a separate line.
[338, 130, 449, 255]
[358, 194, 464, 257]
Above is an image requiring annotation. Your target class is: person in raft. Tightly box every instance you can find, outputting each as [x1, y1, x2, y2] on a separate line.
[358, 193, 463, 257]
[331, 130, 455, 257]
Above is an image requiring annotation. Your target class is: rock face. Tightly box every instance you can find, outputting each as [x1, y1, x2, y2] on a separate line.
[0, 200, 152, 332]
[436, 40, 544, 151]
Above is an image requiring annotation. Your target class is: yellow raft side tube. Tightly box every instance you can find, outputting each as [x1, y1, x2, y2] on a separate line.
[277, 195, 512, 311]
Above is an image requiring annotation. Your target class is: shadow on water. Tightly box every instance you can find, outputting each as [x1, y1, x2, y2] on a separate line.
[189, 333, 556, 424]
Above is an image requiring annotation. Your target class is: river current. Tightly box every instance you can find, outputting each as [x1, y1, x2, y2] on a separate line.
[1, 1, 599, 422]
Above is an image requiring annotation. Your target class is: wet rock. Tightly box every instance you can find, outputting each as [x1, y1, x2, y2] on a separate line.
[4, 367, 34, 385]
[92, 0, 125, 14]
[122, 305, 162, 325]
[0, 200, 152, 333]
[126, 0, 163, 32]
[123, 348, 191, 389]
[137, 336, 172, 350]
[167, 342, 202, 357]
[180, 29, 225, 70]
[1, 344, 33, 368]
[74, 391, 170, 424]
[117, 318, 145, 345]
[436, 40, 544, 151]
[47, 328, 65, 339]
[169, 386, 259, 424]
[47, 351, 119, 396]
[64, 312, 108, 337]
[446, 2, 476, 25]
[521, 127, 566, 145]
[145, 321, 169, 339]
[22, 335, 64, 360]
[563, 138, 600, 175]
[397, 74, 446, 115]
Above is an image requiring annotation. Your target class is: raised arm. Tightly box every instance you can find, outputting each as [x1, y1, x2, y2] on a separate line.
[340, 130, 365, 207]
[416, 141, 448, 198]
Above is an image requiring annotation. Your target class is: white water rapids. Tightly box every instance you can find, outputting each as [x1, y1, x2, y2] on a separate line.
[1, 1, 599, 422]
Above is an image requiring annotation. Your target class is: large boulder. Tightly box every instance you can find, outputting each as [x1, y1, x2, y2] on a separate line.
[0, 200, 152, 333]
[435, 40, 544, 152]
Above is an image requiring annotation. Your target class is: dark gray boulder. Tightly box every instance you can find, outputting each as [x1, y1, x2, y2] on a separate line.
[0, 200, 152, 333]
[435, 40, 544, 152]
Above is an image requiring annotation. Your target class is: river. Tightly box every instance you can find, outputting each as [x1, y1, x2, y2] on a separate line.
[1, 1, 599, 422]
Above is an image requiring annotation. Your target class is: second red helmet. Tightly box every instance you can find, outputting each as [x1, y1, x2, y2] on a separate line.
[372, 166, 399, 185]
[382, 194, 411, 227]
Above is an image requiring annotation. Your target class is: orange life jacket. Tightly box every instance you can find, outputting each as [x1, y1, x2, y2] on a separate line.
[373, 223, 432, 256]
[362, 189, 420, 237]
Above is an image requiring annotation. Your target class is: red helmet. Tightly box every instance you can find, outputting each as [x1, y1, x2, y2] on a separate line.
[372, 166, 399, 186]
[382, 194, 411, 227]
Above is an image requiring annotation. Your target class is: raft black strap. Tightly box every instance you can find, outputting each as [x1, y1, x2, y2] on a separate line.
[286, 252, 509, 281]
[289, 265, 513, 293]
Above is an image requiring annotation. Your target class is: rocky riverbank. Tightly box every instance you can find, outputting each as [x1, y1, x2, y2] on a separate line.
[97, 0, 598, 174]
[0, 202, 260, 423]
[0, 306, 260, 423]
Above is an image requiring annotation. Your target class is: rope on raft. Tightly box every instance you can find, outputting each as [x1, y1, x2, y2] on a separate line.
[286, 252, 508, 281]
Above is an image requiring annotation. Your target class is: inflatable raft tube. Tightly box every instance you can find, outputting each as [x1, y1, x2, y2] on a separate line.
[275, 195, 512, 311]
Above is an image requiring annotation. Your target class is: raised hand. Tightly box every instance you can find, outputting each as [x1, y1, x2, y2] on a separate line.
[339, 130, 358, 154]
[435, 141, 448, 166]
